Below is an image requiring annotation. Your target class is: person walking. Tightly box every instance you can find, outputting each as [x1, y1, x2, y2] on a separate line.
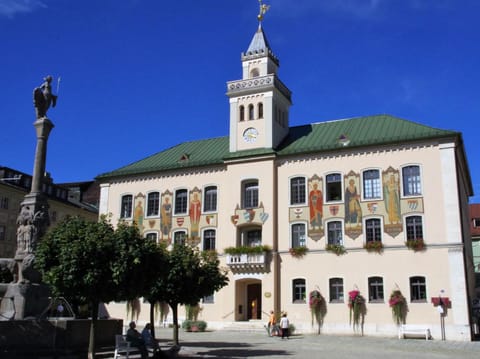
[267, 310, 278, 336]
[280, 313, 290, 339]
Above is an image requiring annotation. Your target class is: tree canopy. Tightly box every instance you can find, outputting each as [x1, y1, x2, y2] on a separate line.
[35, 216, 163, 358]
[148, 244, 229, 346]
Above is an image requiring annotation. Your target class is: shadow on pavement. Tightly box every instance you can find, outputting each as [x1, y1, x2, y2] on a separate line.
[178, 341, 294, 358]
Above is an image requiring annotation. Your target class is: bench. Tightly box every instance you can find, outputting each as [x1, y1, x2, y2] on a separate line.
[398, 325, 431, 340]
[113, 335, 156, 359]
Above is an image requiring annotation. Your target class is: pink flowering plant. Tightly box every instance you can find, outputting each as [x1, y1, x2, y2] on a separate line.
[348, 289, 366, 333]
[388, 290, 407, 325]
[309, 290, 327, 334]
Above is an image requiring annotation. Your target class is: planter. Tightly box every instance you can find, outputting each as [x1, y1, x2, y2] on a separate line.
[289, 246, 308, 258]
[405, 238, 426, 252]
[364, 241, 383, 253]
[325, 244, 346, 256]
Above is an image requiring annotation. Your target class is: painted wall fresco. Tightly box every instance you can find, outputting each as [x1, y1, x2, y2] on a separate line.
[344, 171, 362, 239]
[230, 202, 269, 227]
[308, 175, 324, 241]
[134, 192, 145, 230]
[289, 166, 424, 241]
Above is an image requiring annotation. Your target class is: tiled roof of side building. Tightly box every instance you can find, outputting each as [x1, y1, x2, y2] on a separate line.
[96, 114, 459, 180]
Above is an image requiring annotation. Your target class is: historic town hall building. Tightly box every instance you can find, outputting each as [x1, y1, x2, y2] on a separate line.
[97, 19, 475, 340]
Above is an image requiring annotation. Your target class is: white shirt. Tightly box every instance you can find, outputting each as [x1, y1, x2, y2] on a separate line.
[280, 316, 289, 329]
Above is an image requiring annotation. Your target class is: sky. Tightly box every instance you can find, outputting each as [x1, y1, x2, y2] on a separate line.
[1, 0, 479, 202]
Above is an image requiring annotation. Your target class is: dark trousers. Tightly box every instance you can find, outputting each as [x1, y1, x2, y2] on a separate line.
[281, 327, 289, 339]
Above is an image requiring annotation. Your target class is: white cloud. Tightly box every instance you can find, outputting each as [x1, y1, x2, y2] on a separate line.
[0, 0, 46, 18]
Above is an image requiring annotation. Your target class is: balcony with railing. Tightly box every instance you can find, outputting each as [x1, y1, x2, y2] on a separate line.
[224, 246, 271, 273]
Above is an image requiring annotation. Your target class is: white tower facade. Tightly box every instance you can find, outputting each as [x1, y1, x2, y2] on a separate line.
[227, 24, 292, 152]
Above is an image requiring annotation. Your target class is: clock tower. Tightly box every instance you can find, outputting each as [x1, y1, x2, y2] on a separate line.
[226, 21, 292, 153]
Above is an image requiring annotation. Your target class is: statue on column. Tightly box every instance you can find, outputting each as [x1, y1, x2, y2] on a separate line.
[33, 75, 58, 119]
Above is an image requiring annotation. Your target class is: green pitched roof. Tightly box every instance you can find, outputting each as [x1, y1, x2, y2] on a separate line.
[97, 115, 458, 179]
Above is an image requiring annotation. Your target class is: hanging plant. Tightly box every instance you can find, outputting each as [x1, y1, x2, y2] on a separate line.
[289, 246, 309, 258]
[126, 298, 141, 322]
[309, 290, 327, 334]
[364, 241, 383, 253]
[388, 290, 407, 325]
[348, 289, 366, 334]
[405, 238, 425, 252]
[325, 243, 347, 256]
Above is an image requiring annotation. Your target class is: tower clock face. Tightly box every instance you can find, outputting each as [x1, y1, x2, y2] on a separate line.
[243, 127, 258, 143]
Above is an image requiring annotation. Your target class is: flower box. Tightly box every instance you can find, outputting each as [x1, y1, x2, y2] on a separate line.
[405, 238, 426, 252]
[325, 243, 346, 256]
[289, 246, 308, 258]
[364, 241, 383, 253]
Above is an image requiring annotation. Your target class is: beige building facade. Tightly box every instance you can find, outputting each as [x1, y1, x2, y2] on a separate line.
[98, 24, 475, 341]
[0, 167, 98, 258]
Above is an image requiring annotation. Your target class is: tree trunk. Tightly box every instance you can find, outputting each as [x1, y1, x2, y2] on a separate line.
[171, 303, 179, 346]
[88, 301, 99, 359]
[150, 301, 156, 339]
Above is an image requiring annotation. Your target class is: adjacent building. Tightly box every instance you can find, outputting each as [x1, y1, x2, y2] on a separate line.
[0, 166, 98, 258]
[97, 23, 475, 340]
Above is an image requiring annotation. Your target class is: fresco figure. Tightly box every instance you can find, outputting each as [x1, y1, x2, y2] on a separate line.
[189, 192, 201, 239]
[161, 197, 172, 236]
[384, 174, 401, 224]
[345, 179, 362, 225]
[134, 200, 144, 229]
[309, 182, 323, 229]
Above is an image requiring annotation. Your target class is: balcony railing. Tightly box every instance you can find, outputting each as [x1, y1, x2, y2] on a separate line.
[226, 252, 268, 273]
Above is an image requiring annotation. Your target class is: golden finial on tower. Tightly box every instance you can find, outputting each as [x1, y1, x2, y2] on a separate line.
[257, 0, 270, 22]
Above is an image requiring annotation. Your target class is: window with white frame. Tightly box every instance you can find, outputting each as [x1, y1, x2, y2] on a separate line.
[203, 229, 216, 251]
[290, 177, 306, 205]
[402, 165, 422, 196]
[410, 276, 427, 302]
[365, 218, 382, 243]
[368, 276, 384, 302]
[363, 169, 381, 199]
[473, 218, 480, 228]
[146, 191, 160, 217]
[292, 278, 306, 303]
[329, 277, 344, 302]
[326, 173, 342, 202]
[327, 221, 343, 245]
[173, 230, 187, 246]
[406, 215, 423, 241]
[242, 180, 259, 209]
[145, 232, 158, 243]
[174, 189, 188, 215]
[291, 223, 306, 248]
[120, 194, 133, 219]
[203, 186, 217, 212]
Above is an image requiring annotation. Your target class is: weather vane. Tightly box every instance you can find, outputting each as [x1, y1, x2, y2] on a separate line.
[257, 0, 270, 22]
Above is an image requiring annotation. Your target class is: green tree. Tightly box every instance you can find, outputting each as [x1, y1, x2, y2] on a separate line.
[35, 217, 161, 359]
[148, 245, 228, 346]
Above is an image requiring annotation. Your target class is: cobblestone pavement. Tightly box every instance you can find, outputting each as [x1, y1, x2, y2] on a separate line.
[159, 328, 480, 359]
